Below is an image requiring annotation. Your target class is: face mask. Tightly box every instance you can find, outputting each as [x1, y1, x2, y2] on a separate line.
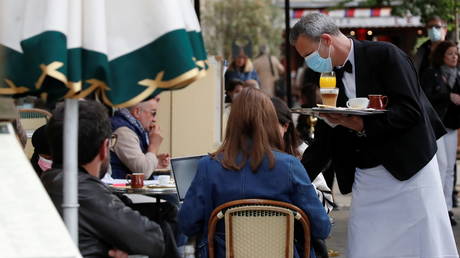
[427, 28, 442, 42]
[38, 156, 52, 172]
[304, 39, 332, 73]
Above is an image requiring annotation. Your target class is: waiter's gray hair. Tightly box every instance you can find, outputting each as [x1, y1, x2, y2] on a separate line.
[289, 12, 341, 45]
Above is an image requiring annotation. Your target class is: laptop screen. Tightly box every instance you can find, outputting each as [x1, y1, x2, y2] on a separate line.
[171, 155, 205, 201]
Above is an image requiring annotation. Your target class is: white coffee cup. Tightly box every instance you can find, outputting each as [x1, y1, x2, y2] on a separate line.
[346, 97, 369, 109]
[158, 175, 170, 185]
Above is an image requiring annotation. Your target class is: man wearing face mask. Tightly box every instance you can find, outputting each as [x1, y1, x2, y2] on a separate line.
[290, 13, 457, 258]
[41, 100, 165, 257]
[414, 16, 448, 76]
[30, 124, 53, 176]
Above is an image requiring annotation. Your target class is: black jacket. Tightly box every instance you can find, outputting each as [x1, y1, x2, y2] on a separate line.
[414, 39, 432, 78]
[41, 166, 165, 258]
[421, 66, 460, 130]
[302, 39, 445, 194]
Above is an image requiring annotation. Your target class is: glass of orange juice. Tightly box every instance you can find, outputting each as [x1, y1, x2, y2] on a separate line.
[319, 72, 336, 88]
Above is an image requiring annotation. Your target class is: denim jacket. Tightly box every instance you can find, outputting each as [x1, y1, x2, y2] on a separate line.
[178, 151, 331, 258]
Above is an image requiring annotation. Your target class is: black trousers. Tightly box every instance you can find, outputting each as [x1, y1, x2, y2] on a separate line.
[117, 193, 181, 258]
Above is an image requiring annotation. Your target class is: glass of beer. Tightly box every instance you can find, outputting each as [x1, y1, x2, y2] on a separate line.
[320, 88, 339, 107]
[319, 71, 336, 88]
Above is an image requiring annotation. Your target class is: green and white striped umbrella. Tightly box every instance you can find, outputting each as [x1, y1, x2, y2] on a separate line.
[0, 0, 207, 107]
[0, 0, 208, 246]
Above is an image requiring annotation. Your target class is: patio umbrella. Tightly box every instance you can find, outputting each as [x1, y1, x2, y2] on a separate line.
[0, 0, 207, 244]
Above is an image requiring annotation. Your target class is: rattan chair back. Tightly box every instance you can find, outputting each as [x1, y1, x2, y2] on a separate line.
[208, 199, 311, 258]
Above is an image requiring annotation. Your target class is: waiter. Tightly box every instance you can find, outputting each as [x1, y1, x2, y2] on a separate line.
[290, 13, 458, 258]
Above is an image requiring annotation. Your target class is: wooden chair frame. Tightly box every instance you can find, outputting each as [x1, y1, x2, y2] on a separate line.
[207, 199, 311, 258]
[18, 108, 52, 120]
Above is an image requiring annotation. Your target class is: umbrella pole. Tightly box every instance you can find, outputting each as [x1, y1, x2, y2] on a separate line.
[62, 98, 79, 244]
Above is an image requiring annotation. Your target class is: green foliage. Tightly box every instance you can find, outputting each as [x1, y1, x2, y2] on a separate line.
[201, 0, 283, 59]
[393, 0, 458, 24]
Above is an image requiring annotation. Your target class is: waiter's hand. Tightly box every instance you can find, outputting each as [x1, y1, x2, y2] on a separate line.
[108, 249, 128, 258]
[320, 113, 364, 132]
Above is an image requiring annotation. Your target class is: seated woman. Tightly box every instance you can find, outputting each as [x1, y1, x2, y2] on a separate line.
[179, 88, 331, 258]
[224, 52, 260, 87]
[272, 97, 333, 258]
[224, 79, 245, 104]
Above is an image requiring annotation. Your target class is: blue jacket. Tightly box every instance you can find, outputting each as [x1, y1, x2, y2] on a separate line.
[110, 111, 149, 179]
[178, 151, 331, 258]
[224, 69, 259, 85]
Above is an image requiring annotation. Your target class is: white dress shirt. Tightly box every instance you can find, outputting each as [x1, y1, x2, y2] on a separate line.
[338, 39, 356, 99]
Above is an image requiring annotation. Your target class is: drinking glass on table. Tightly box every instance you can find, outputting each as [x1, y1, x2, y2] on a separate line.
[319, 72, 338, 107]
[319, 71, 336, 88]
[320, 88, 339, 107]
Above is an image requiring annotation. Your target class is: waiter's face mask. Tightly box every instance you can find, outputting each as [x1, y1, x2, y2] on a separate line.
[304, 38, 333, 73]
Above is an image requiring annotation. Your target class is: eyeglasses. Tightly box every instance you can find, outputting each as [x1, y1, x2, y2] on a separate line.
[427, 25, 445, 29]
[141, 108, 157, 117]
[109, 134, 118, 149]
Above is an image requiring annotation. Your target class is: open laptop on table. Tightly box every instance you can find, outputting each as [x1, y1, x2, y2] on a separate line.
[171, 155, 206, 202]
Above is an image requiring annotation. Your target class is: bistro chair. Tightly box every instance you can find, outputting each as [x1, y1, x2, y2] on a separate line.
[208, 199, 311, 258]
[18, 108, 52, 158]
[19, 108, 52, 120]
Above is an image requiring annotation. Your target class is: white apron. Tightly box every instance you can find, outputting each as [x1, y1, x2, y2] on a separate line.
[347, 156, 458, 258]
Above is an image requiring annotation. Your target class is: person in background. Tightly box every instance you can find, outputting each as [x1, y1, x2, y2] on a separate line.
[296, 78, 337, 198]
[12, 118, 27, 148]
[253, 45, 285, 96]
[421, 40, 460, 226]
[224, 50, 259, 87]
[30, 124, 52, 176]
[243, 79, 260, 89]
[41, 100, 165, 257]
[110, 96, 170, 179]
[271, 96, 332, 258]
[290, 13, 457, 257]
[179, 88, 331, 258]
[224, 79, 245, 104]
[414, 16, 448, 76]
[296, 75, 321, 145]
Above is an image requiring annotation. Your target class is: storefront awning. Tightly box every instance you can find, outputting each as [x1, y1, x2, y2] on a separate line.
[291, 8, 423, 28]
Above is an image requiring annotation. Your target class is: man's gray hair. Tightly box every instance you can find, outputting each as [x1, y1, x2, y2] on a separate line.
[128, 102, 144, 112]
[289, 13, 341, 45]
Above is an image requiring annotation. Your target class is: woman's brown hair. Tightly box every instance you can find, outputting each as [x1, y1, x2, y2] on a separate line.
[212, 87, 283, 171]
[431, 40, 458, 68]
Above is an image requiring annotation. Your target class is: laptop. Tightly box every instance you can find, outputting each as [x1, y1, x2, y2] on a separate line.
[171, 155, 206, 201]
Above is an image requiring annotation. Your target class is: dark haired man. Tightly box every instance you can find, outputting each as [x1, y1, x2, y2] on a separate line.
[41, 100, 165, 257]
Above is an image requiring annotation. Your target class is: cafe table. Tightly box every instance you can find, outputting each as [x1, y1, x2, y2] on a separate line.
[109, 184, 177, 195]
[103, 178, 178, 203]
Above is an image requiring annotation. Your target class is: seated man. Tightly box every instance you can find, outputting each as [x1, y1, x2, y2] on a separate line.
[41, 100, 165, 257]
[30, 124, 52, 176]
[110, 97, 169, 179]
